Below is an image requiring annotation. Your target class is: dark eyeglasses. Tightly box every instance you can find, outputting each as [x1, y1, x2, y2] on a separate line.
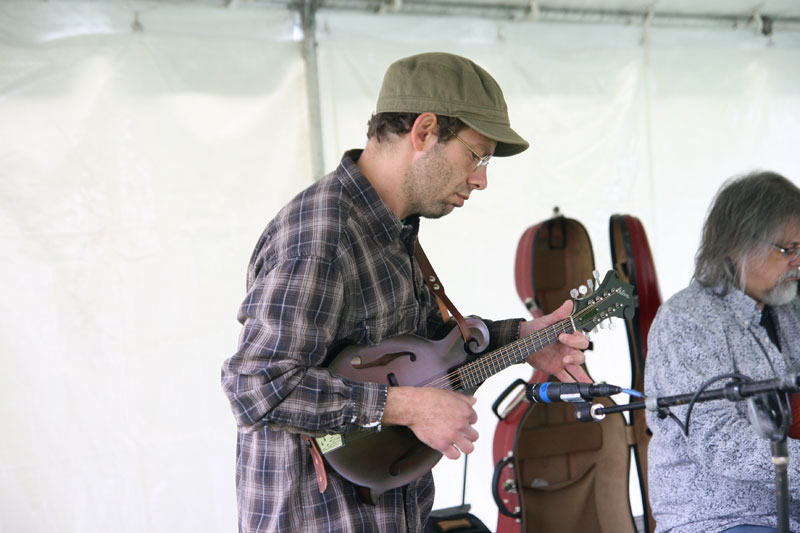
[445, 127, 492, 172]
[769, 242, 800, 262]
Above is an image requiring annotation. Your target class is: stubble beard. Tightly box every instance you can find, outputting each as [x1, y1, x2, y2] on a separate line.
[401, 144, 456, 220]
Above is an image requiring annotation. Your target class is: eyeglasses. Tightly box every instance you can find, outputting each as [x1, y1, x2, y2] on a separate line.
[769, 242, 800, 262]
[445, 127, 492, 172]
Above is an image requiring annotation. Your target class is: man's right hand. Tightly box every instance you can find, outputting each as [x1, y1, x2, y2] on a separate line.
[380, 386, 478, 460]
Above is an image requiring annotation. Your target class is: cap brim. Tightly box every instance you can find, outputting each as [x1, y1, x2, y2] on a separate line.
[460, 116, 530, 157]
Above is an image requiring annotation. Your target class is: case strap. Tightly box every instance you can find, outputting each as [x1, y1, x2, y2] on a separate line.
[414, 241, 472, 344]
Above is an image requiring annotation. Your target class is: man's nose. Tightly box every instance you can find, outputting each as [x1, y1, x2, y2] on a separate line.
[467, 166, 487, 190]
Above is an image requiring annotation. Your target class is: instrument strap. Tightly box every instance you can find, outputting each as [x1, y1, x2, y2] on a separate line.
[302, 435, 329, 493]
[414, 241, 473, 344]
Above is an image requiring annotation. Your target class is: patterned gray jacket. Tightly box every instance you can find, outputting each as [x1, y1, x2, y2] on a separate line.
[645, 281, 800, 533]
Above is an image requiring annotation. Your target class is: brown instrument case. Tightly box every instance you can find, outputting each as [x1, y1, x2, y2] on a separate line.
[491, 210, 662, 533]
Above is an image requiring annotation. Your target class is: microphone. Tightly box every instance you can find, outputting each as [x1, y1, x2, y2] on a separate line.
[526, 382, 623, 403]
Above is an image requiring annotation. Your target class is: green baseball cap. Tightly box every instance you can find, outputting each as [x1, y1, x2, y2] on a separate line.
[375, 52, 529, 157]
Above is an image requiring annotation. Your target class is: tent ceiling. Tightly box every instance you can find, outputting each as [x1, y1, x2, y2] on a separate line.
[257, 0, 800, 28]
[514, 0, 799, 18]
[43, 0, 799, 25]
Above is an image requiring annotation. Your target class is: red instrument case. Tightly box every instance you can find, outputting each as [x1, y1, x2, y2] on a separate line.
[491, 210, 662, 533]
[609, 214, 663, 532]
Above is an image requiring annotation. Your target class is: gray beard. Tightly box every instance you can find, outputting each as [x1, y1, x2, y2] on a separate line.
[761, 271, 800, 307]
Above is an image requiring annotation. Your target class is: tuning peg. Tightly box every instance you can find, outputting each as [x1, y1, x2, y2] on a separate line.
[608, 320, 617, 331]
[570, 288, 579, 299]
[593, 269, 600, 281]
[586, 278, 594, 291]
[578, 285, 588, 296]
[598, 321, 606, 329]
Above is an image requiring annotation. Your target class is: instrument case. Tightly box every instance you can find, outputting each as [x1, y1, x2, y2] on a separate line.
[491, 211, 662, 533]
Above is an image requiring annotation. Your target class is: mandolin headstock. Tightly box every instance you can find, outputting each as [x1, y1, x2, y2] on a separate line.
[570, 270, 635, 334]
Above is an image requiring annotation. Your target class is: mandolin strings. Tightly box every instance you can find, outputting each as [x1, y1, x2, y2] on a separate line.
[422, 294, 599, 391]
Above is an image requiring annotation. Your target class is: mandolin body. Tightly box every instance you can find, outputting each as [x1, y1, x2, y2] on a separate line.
[321, 317, 490, 502]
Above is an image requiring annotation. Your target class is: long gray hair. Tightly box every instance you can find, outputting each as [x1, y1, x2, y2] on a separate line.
[694, 171, 800, 294]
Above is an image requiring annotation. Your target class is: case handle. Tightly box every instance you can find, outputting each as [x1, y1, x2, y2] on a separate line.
[492, 454, 522, 519]
[492, 379, 528, 420]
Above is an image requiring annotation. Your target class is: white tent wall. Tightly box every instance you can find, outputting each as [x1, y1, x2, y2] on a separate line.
[0, 3, 308, 531]
[1, 2, 799, 532]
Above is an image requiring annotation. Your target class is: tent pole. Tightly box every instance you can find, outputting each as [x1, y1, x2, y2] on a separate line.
[300, 0, 326, 181]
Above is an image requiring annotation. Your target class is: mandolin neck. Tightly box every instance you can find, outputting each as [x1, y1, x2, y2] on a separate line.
[457, 317, 574, 390]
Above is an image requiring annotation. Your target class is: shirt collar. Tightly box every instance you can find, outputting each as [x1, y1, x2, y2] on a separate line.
[336, 149, 418, 245]
[706, 281, 764, 324]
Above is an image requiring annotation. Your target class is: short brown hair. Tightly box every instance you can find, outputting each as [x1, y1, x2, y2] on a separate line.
[366, 112, 464, 144]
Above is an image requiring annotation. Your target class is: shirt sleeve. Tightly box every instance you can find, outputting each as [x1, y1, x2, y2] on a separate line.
[645, 303, 800, 483]
[483, 318, 524, 351]
[221, 255, 387, 437]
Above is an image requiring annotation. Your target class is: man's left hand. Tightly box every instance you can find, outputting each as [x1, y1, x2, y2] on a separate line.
[521, 299, 591, 383]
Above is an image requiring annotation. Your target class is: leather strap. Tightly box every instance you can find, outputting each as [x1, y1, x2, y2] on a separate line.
[357, 486, 373, 505]
[414, 241, 472, 344]
[302, 435, 328, 493]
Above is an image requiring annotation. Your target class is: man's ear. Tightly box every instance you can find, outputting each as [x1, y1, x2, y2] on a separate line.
[409, 113, 439, 152]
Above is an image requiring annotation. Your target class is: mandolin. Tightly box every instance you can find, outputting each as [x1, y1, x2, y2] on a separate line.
[315, 270, 635, 502]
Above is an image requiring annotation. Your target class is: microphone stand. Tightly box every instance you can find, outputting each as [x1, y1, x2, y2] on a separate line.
[573, 372, 800, 533]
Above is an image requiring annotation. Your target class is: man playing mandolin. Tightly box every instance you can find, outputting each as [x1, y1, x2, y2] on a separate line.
[645, 171, 800, 533]
[221, 52, 589, 532]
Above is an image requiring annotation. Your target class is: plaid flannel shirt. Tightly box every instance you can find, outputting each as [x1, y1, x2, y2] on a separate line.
[221, 150, 522, 532]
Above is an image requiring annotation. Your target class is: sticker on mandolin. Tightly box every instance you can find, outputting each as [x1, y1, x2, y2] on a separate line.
[316, 434, 344, 454]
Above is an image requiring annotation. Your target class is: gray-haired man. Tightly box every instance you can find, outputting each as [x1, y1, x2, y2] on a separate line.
[645, 171, 800, 533]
